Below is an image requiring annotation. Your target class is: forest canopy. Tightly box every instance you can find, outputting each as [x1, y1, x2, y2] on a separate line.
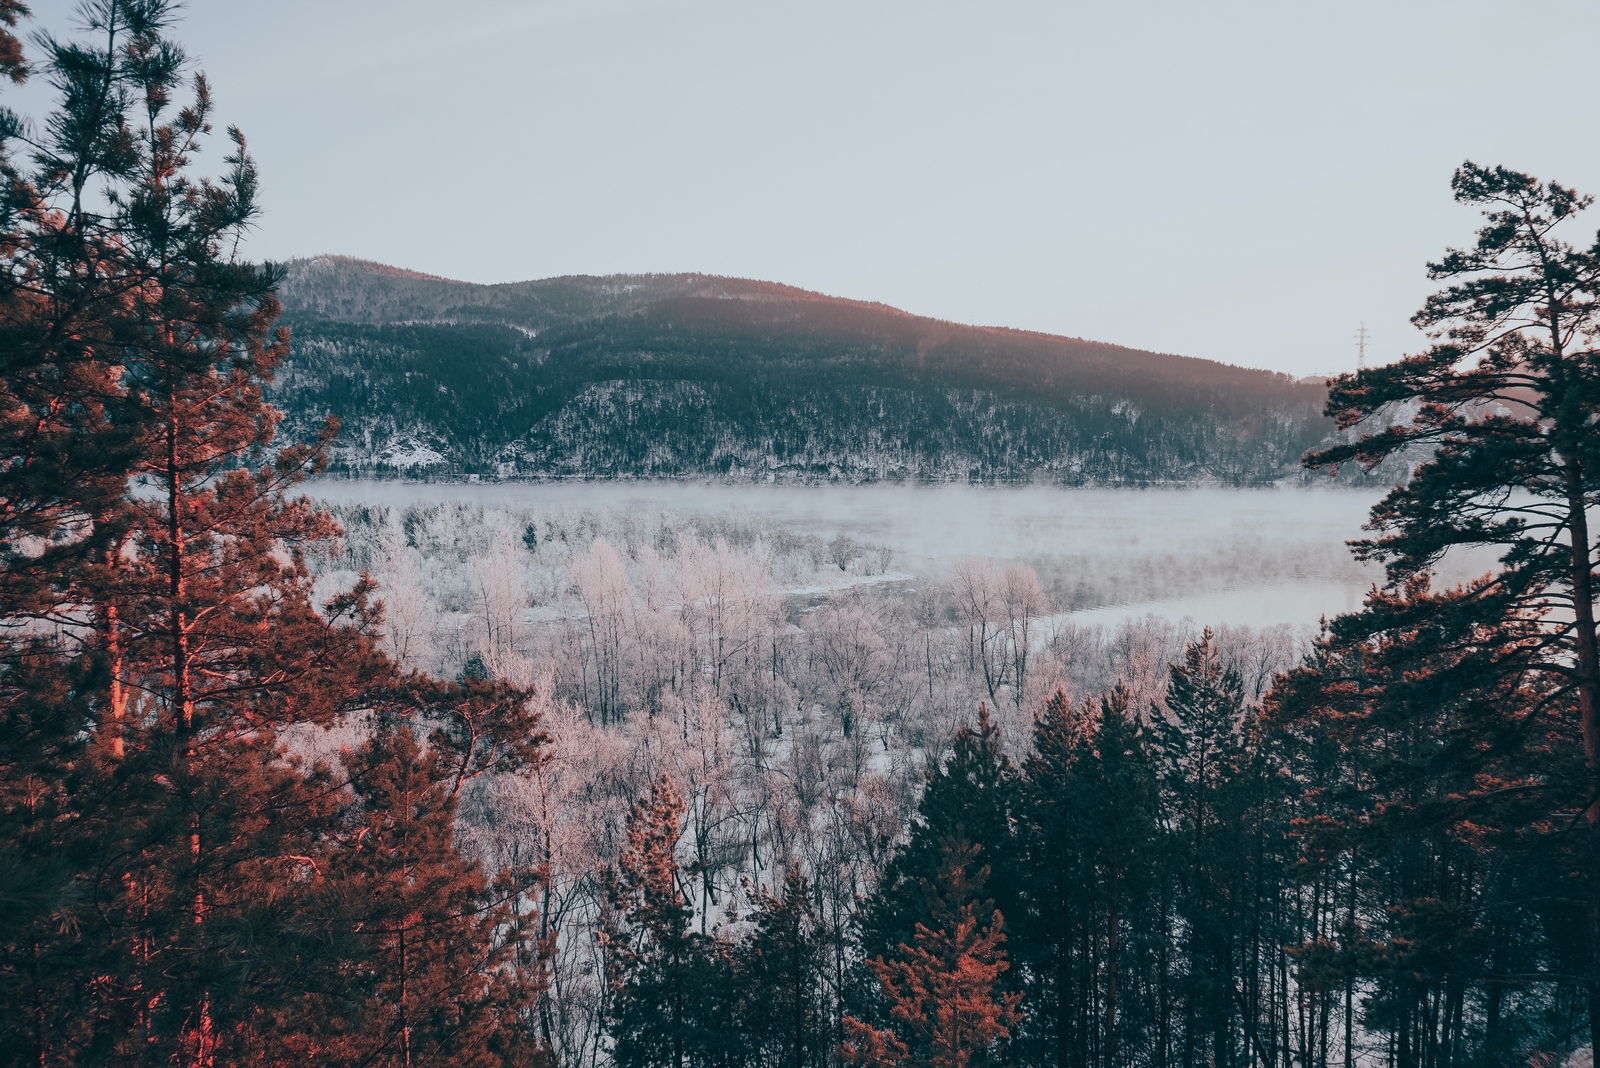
[0, 4, 1597, 1068]
[267, 258, 1332, 485]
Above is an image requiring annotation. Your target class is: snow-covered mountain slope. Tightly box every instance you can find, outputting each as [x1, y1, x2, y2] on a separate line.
[269, 256, 1333, 484]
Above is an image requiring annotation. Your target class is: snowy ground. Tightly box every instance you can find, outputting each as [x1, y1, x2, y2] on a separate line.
[304, 479, 1496, 628]
[293, 478, 1508, 1067]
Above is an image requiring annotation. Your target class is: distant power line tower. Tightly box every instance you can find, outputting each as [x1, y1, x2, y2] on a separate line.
[1354, 322, 1370, 370]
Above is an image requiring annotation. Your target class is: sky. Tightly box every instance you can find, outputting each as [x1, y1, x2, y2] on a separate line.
[20, 0, 1600, 376]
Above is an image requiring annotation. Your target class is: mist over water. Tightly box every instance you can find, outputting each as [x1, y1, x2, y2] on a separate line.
[305, 480, 1495, 628]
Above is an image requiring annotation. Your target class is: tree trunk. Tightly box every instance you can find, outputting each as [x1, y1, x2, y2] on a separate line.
[1564, 461, 1600, 1058]
[1106, 897, 1120, 1068]
[1058, 948, 1072, 1068]
[101, 593, 127, 760]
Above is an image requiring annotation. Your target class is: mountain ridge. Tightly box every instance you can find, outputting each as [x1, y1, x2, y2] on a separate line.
[268, 256, 1334, 485]
[278, 255, 1293, 377]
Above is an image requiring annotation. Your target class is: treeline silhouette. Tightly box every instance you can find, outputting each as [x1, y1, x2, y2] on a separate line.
[2, 4, 1597, 1068]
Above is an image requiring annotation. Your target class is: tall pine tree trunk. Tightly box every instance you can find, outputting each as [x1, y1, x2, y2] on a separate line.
[102, 598, 127, 760]
[1567, 463, 1600, 1058]
[1057, 949, 1072, 1068]
[166, 402, 213, 1068]
[1105, 897, 1120, 1068]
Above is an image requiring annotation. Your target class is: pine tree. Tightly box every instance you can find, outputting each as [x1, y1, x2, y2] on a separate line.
[860, 707, 1018, 971]
[1154, 632, 1255, 1068]
[602, 775, 737, 1068]
[0, 5, 555, 1062]
[1266, 577, 1589, 1068]
[0, 0, 145, 632]
[0, 8, 175, 1052]
[0, 643, 118, 1064]
[1015, 688, 1088, 1068]
[738, 868, 829, 1068]
[0, 3, 359, 1060]
[304, 724, 548, 1068]
[1306, 162, 1600, 1046]
[843, 839, 1021, 1068]
[1018, 686, 1162, 1068]
[0, 1, 22, 83]
[82, 8, 394, 1051]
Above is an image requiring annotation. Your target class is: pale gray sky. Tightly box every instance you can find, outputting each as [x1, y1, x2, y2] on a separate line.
[23, 0, 1600, 374]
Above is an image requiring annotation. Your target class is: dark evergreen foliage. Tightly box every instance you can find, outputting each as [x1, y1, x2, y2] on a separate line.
[0, 6, 553, 1064]
[1267, 578, 1592, 1068]
[1156, 635, 1254, 1068]
[858, 708, 1019, 971]
[313, 724, 550, 1068]
[739, 870, 831, 1068]
[267, 264, 1333, 485]
[601, 776, 743, 1068]
[1307, 162, 1600, 1057]
[2, 2, 1597, 1062]
[843, 839, 1021, 1068]
[1017, 687, 1163, 1068]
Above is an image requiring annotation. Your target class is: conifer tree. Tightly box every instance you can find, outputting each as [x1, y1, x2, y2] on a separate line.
[0, 0, 145, 628]
[1018, 686, 1161, 1068]
[0, 3, 358, 1060]
[310, 724, 548, 1068]
[0, 643, 116, 1065]
[0, 1, 22, 83]
[1015, 688, 1087, 1068]
[739, 869, 829, 1068]
[602, 775, 736, 1068]
[1306, 162, 1600, 1044]
[843, 839, 1021, 1068]
[860, 707, 1018, 970]
[0, 9, 173, 1052]
[73, 6, 399, 1054]
[1154, 632, 1256, 1068]
[0, 5, 555, 1063]
[1267, 578, 1589, 1068]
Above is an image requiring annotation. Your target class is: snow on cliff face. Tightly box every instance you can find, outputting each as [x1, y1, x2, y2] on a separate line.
[377, 438, 446, 468]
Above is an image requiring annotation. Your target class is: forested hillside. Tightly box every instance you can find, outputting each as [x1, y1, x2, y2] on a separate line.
[272, 257, 1332, 483]
[8, 4, 1600, 1068]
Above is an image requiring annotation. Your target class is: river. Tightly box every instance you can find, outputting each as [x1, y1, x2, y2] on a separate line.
[303, 479, 1496, 629]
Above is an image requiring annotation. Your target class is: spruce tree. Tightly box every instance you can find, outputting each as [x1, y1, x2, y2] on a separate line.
[1018, 686, 1161, 1068]
[843, 839, 1021, 1068]
[739, 869, 828, 1068]
[860, 707, 1018, 970]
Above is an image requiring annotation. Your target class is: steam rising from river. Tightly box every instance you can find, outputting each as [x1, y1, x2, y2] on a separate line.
[305, 480, 1493, 629]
